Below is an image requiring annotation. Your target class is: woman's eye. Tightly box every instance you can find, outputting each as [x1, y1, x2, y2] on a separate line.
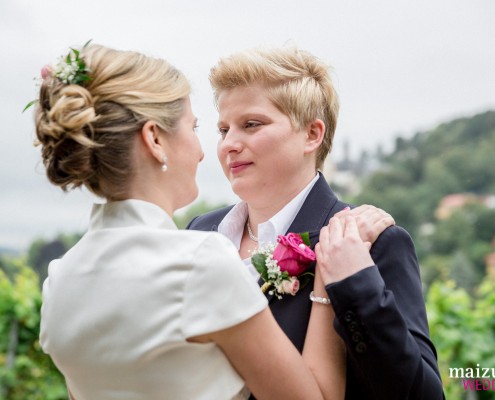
[245, 121, 261, 128]
[193, 125, 199, 133]
[218, 128, 228, 138]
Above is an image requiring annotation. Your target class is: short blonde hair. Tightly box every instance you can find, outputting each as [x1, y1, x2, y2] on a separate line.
[209, 46, 339, 169]
[35, 44, 190, 199]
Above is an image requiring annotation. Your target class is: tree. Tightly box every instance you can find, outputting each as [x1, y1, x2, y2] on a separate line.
[27, 234, 82, 287]
[0, 260, 66, 400]
[427, 279, 495, 400]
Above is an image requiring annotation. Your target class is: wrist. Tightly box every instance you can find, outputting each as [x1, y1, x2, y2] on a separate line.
[309, 291, 331, 305]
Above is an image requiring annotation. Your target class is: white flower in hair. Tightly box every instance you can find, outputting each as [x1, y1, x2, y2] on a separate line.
[54, 49, 90, 85]
[23, 40, 92, 112]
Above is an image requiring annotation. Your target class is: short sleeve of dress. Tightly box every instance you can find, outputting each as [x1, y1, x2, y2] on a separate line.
[39, 259, 60, 355]
[181, 233, 268, 339]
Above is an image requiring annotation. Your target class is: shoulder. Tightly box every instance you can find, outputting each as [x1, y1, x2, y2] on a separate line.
[153, 229, 239, 263]
[169, 230, 243, 274]
[181, 231, 266, 338]
[192, 230, 239, 258]
[186, 205, 234, 230]
[370, 225, 421, 282]
[372, 225, 415, 255]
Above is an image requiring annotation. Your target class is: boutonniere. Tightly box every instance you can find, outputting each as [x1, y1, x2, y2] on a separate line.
[251, 232, 315, 299]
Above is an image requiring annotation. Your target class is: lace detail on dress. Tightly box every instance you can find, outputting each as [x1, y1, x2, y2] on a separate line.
[231, 386, 250, 399]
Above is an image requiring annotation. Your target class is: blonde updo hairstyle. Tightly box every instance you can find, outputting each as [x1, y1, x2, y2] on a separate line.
[209, 46, 339, 170]
[35, 44, 190, 199]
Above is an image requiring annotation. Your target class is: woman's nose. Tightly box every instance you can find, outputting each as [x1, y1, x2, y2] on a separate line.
[219, 129, 242, 153]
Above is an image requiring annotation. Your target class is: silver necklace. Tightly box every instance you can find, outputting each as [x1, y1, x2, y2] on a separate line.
[246, 219, 259, 242]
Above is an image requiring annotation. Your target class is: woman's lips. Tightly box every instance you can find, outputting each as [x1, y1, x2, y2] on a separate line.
[229, 161, 252, 174]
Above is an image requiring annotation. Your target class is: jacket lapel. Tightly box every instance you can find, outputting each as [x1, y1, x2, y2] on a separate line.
[263, 173, 341, 303]
[286, 172, 339, 246]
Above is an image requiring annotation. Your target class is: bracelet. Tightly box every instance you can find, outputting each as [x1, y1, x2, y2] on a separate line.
[309, 291, 331, 305]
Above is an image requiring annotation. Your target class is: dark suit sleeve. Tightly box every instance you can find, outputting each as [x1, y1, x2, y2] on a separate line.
[325, 226, 444, 400]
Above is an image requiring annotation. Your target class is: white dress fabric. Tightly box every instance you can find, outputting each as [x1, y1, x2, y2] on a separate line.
[40, 199, 267, 400]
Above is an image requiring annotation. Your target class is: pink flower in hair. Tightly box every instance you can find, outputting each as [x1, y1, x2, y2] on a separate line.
[41, 65, 53, 80]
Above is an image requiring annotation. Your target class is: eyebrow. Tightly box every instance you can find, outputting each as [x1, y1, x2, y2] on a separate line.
[217, 113, 268, 127]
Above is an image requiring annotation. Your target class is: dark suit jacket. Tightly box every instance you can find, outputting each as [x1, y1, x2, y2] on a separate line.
[187, 174, 444, 400]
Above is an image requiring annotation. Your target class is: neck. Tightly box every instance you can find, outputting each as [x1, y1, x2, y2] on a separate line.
[128, 145, 176, 216]
[128, 174, 175, 217]
[245, 170, 318, 229]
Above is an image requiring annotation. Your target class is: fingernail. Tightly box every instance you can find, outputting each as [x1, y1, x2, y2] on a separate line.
[343, 206, 351, 211]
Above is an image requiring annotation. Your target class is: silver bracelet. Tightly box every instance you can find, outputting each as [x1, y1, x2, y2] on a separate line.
[309, 291, 331, 305]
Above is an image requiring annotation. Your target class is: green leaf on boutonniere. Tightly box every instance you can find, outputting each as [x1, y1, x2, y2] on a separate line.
[252, 253, 268, 281]
[300, 231, 311, 246]
[298, 271, 314, 291]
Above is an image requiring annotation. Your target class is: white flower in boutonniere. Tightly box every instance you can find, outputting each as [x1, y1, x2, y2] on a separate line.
[251, 232, 315, 299]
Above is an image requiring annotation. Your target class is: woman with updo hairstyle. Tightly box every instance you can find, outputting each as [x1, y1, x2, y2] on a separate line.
[34, 43, 350, 400]
[35, 44, 191, 202]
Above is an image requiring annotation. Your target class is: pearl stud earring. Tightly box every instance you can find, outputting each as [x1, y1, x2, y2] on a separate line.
[161, 155, 168, 172]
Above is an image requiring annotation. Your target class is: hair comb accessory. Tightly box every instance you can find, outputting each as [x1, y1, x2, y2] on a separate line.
[23, 40, 93, 112]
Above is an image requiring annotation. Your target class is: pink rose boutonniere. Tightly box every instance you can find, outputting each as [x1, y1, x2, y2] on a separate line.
[251, 232, 315, 299]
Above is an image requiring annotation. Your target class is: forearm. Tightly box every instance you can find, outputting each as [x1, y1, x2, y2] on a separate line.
[327, 266, 443, 400]
[303, 273, 346, 400]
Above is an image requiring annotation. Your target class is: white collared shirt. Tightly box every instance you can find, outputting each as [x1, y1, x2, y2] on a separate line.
[218, 174, 319, 280]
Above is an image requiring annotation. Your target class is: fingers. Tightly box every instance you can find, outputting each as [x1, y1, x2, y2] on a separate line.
[342, 214, 360, 238]
[333, 206, 350, 219]
[317, 214, 375, 285]
[319, 214, 344, 247]
[329, 214, 344, 238]
[316, 216, 337, 260]
[316, 216, 344, 282]
[350, 204, 394, 225]
[340, 204, 395, 244]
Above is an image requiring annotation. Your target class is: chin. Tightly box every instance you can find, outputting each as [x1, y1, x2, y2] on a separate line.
[231, 182, 253, 203]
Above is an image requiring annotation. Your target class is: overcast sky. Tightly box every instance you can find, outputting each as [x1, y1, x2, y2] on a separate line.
[1, 0, 494, 251]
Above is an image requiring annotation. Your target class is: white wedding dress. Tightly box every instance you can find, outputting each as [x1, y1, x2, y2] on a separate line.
[40, 199, 267, 399]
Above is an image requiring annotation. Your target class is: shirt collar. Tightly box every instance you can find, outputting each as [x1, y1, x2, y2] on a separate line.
[89, 199, 177, 231]
[218, 173, 318, 249]
[217, 202, 249, 250]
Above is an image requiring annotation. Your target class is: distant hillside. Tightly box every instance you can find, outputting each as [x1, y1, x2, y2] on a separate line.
[354, 110, 495, 235]
[0, 246, 21, 257]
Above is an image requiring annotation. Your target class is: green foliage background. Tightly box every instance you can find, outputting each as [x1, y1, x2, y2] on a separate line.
[1, 110, 494, 399]
[0, 260, 66, 399]
[350, 110, 495, 399]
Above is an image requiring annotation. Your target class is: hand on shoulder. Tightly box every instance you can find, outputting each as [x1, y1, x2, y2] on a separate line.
[316, 214, 375, 285]
[334, 204, 395, 246]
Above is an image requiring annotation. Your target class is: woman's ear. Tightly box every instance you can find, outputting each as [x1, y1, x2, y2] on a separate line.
[141, 121, 166, 164]
[304, 119, 325, 155]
